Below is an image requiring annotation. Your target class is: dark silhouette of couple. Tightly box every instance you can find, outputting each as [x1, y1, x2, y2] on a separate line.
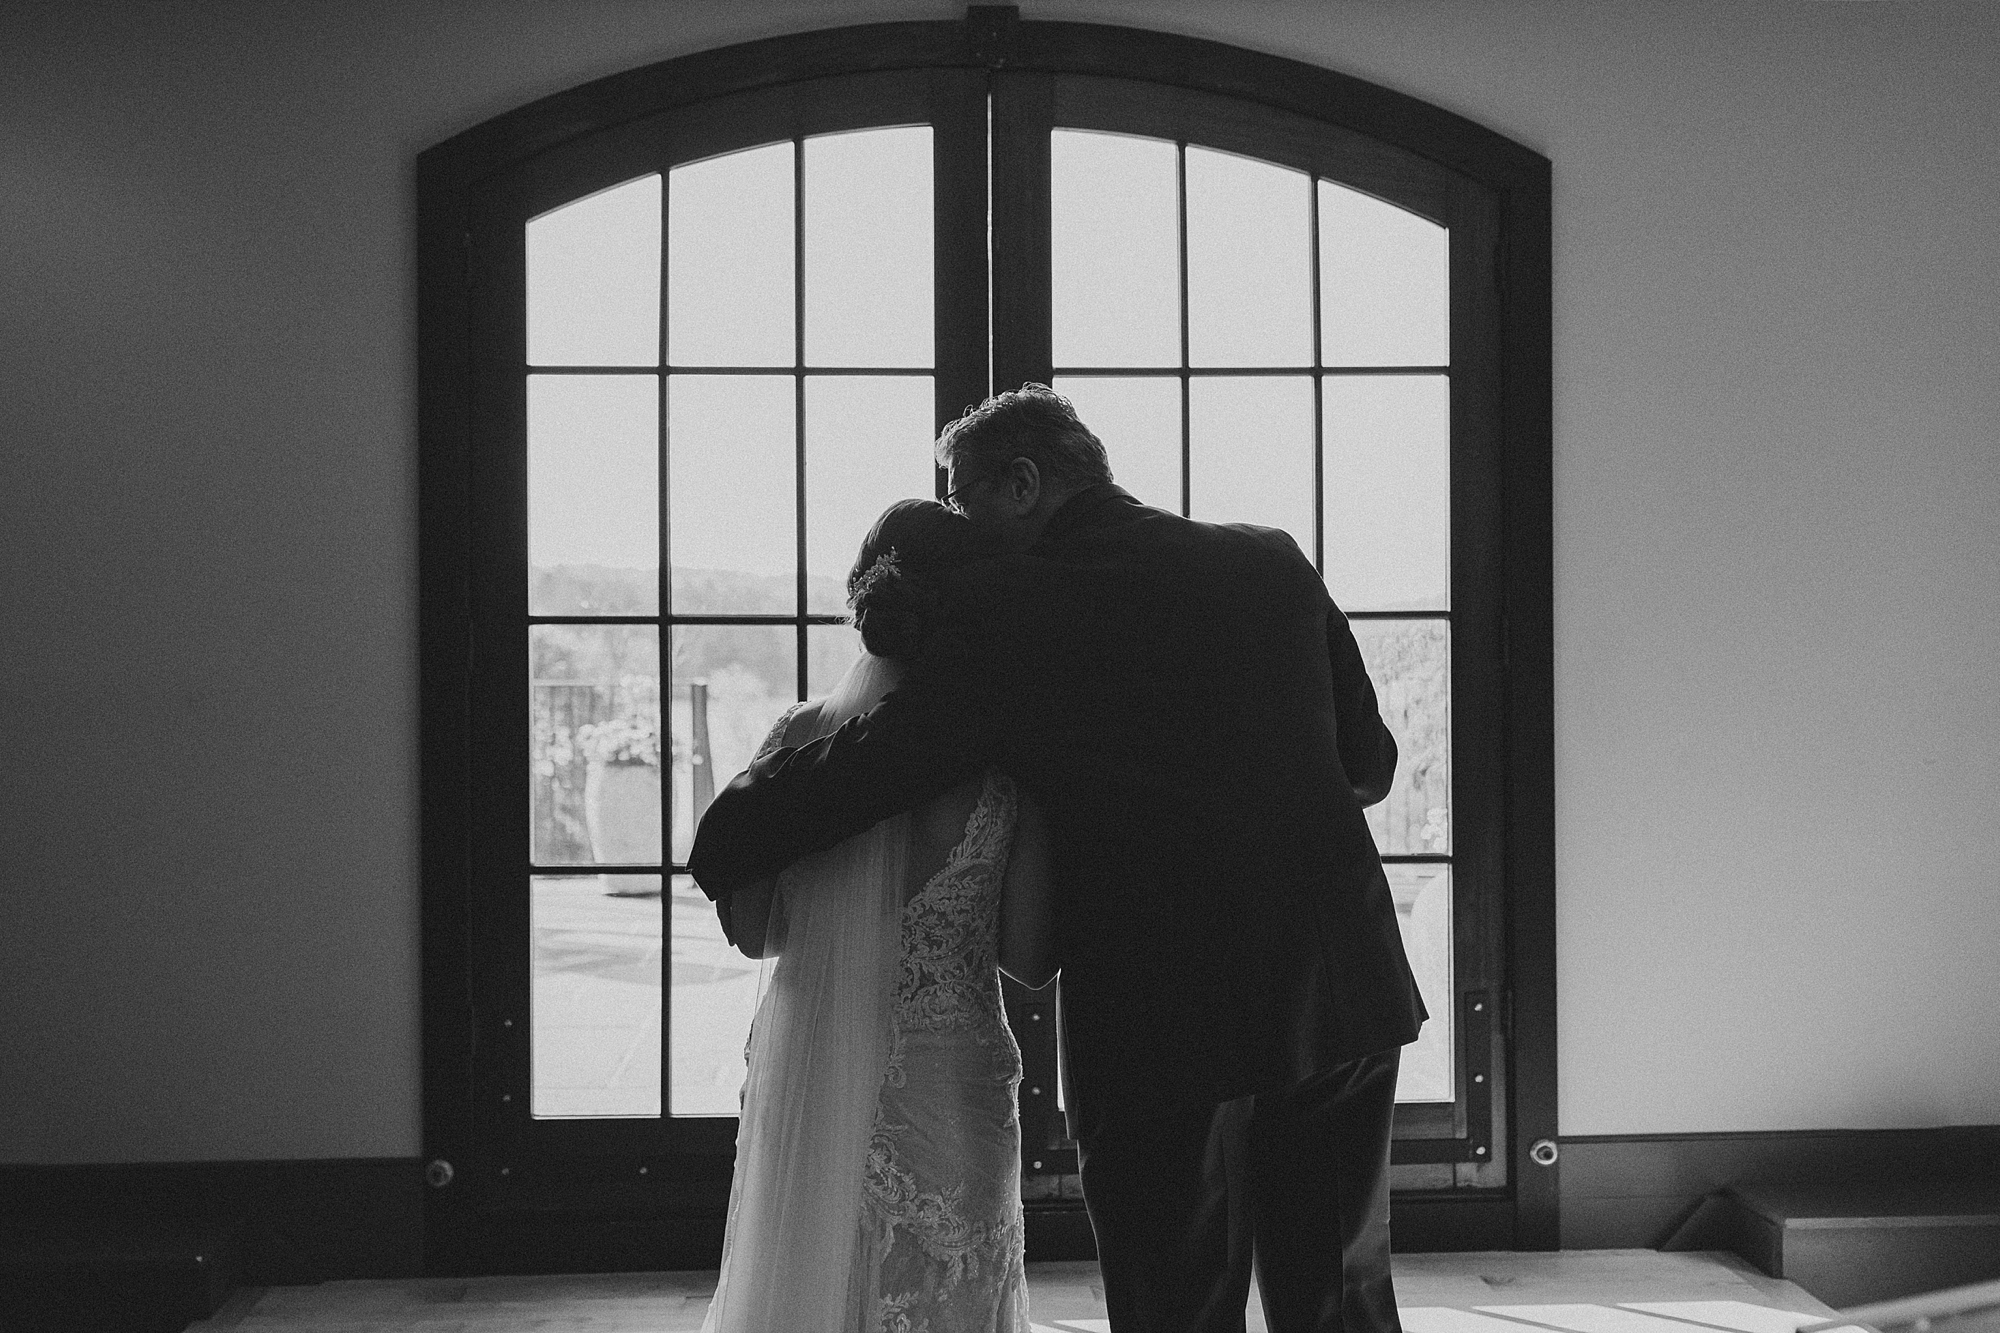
[692, 384, 1425, 1333]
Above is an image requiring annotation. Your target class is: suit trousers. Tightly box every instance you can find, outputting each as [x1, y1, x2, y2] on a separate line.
[1076, 1048, 1404, 1333]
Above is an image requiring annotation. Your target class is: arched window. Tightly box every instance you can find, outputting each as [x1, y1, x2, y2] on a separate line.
[420, 12, 1551, 1270]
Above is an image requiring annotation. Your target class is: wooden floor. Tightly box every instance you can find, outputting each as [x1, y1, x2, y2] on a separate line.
[187, 1250, 1846, 1332]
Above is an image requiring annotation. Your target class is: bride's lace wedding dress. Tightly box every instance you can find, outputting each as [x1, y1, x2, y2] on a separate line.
[856, 766, 1030, 1332]
[703, 689, 1030, 1333]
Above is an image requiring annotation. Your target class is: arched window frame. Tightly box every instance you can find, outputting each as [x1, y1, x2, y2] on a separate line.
[419, 9, 1553, 1272]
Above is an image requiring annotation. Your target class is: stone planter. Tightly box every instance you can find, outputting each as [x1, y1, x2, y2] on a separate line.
[585, 760, 662, 897]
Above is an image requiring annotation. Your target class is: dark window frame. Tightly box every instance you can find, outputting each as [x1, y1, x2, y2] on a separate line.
[420, 11, 1553, 1271]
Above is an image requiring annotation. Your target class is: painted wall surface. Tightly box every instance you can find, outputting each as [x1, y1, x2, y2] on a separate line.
[2, 0, 1995, 1163]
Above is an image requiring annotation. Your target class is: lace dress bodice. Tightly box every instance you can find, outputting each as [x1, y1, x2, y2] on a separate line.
[859, 768, 1030, 1333]
[894, 771, 1017, 1037]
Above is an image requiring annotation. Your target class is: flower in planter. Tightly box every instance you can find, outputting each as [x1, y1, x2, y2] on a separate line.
[575, 714, 661, 768]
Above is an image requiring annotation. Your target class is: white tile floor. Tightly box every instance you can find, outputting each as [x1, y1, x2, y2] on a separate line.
[188, 1250, 1843, 1332]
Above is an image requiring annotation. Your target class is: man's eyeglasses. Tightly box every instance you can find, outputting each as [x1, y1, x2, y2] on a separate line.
[941, 474, 988, 516]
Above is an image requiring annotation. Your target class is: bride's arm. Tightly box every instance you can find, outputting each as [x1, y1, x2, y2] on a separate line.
[998, 789, 1057, 989]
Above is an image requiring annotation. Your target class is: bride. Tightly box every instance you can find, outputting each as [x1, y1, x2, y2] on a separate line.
[702, 499, 1058, 1333]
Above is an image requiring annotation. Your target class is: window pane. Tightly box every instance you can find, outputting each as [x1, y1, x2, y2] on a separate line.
[808, 622, 865, 700]
[1051, 131, 1179, 369]
[671, 625, 798, 864]
[1323, 375, 1450, 612]
[1389, 864, 1453, 1103]
[528, 375, 658, 617]
[668, 144, 792, 367]
[1185, 147, 1312, 368]
[805, 127, 933, 368]
[805, 375, 938, 614]
[531, 873, 661, 1119]
[1319, 180, 1448, 367]
[1351, 619, 1450, 856]
[1053, 376, 1182, 513]
[529, 625, 660, 867]
[670, 873, 760, 1116]
[1187, 376, 1314, 559]
[668, 375, 796, 614]
[527, 175, 660, 367]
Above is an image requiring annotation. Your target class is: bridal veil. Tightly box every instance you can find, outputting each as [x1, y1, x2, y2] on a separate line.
[702, 653, 909, 1332]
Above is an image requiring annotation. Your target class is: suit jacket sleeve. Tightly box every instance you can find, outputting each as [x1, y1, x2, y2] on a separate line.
[686, 640, 1000, 900]
[1327, 593, 1398, 807]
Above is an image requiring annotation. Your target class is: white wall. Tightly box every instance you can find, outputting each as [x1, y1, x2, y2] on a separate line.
[2, 0, 1994, 1163]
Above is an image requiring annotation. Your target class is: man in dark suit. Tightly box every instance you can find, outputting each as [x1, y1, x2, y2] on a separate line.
[690, 385, 1425, 1333]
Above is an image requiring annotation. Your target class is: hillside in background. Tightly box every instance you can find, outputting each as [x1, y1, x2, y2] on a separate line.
[531, 564, 847, 619]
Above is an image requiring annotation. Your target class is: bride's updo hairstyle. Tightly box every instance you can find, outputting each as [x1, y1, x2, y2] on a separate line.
[847, 499, 1002, 661]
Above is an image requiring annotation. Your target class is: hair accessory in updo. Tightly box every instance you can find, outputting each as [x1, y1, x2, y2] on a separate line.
[848, 550, 936, 661]
[846, 499, 1002, 660]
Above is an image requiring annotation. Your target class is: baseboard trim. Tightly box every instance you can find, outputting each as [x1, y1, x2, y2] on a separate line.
[1557, 1125, 2000, 1250]
[8, 1127, 1994, 1286]
[0, 1158, 423, 1286]
[0, 1159, 1518, 1279]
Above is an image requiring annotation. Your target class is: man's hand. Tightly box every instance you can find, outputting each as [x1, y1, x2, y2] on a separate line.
[720, 877, 780, 959]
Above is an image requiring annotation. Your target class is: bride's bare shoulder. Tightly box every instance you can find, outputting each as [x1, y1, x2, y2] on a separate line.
[780, 699, 824, 748]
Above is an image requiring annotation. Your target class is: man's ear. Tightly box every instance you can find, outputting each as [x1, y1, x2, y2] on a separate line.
[1006, 457, 1042, 514]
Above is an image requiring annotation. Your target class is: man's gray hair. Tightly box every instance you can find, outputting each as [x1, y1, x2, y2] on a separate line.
[935, 384, 1113, 491]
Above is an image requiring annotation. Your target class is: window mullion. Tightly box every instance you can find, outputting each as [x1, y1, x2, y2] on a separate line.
[793, 137, 809, 702]
[932, 73, 995, 473]
[1176, 142, 1191, 517]
[1310, 176, 1325, 576]
[987, 71, 1054, 397]
[657, 162, 674, 1125]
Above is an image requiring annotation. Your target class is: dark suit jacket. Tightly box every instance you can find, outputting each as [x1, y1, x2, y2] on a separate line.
[689, 484, 1425, 1133]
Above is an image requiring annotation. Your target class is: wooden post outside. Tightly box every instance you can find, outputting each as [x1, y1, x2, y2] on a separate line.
[689, 679, 715, 824]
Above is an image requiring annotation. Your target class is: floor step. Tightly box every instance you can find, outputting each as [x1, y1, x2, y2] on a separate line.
[1665, 1180, 2000, 1308]
[0, 1220, 239, 1333]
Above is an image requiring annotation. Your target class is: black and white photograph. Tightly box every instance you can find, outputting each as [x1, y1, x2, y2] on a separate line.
[3, 3, 1995, 1332]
